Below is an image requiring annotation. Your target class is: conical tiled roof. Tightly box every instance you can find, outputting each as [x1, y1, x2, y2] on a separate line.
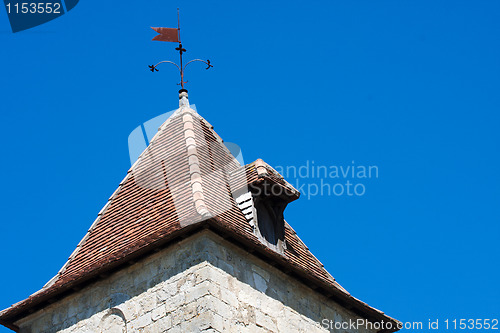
[0, 91, 398, 331]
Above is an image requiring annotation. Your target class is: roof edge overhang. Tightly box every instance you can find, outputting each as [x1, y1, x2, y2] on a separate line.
[0, 217, 399, 333]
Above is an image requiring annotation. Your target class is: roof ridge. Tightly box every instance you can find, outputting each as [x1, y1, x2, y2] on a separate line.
[180, 107, 211, 218]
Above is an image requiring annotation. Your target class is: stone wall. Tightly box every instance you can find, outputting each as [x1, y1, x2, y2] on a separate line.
[16, 231, 379, 333]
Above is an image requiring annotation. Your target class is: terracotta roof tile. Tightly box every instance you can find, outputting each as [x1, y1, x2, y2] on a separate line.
[0, 93, 398, 331]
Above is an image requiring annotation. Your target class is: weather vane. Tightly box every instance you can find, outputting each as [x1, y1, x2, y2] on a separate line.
[149, 9, 212, 89]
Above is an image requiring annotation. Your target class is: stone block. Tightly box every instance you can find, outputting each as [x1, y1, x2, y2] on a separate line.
[164, 293, 185, 314]
[185, 280, 212, 303]
[196, 295, 232, 318]
[255, 309, 277, 332]
[155, 314, 172, 331]
[237, 285, 261, 308]
[219, 286, 238, 308]
[138, 294, 156, 315]
[252, 271, 268, 293]
[131, 312, 152, 330]
[151, 304, 166, 322]
[234, 303, 256, 326]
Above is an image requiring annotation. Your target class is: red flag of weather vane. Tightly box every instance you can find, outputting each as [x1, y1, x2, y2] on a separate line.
[149, 9, 212, 90]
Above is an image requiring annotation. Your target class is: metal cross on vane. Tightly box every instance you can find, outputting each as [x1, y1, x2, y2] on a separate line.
[149, 9, 212, 89]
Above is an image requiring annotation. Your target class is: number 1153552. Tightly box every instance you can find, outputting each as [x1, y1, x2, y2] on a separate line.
[5, 2, 62, 14]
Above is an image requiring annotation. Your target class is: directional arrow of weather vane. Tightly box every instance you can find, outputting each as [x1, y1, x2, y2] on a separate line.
[149, 9, 213, 89]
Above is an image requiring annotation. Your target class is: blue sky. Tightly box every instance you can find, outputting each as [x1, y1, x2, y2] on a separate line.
[1, 0, 499, 331]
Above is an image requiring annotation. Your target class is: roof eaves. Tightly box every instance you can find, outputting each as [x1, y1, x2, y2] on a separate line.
[0, 218, 399, 332]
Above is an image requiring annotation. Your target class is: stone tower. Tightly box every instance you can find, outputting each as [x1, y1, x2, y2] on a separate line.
[0, 91, 399, 333]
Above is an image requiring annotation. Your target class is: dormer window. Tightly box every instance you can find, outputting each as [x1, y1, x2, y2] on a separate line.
[245, 159, 300, 254]
[254, 196, 287, 251]
[232, 159, 300, 254]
